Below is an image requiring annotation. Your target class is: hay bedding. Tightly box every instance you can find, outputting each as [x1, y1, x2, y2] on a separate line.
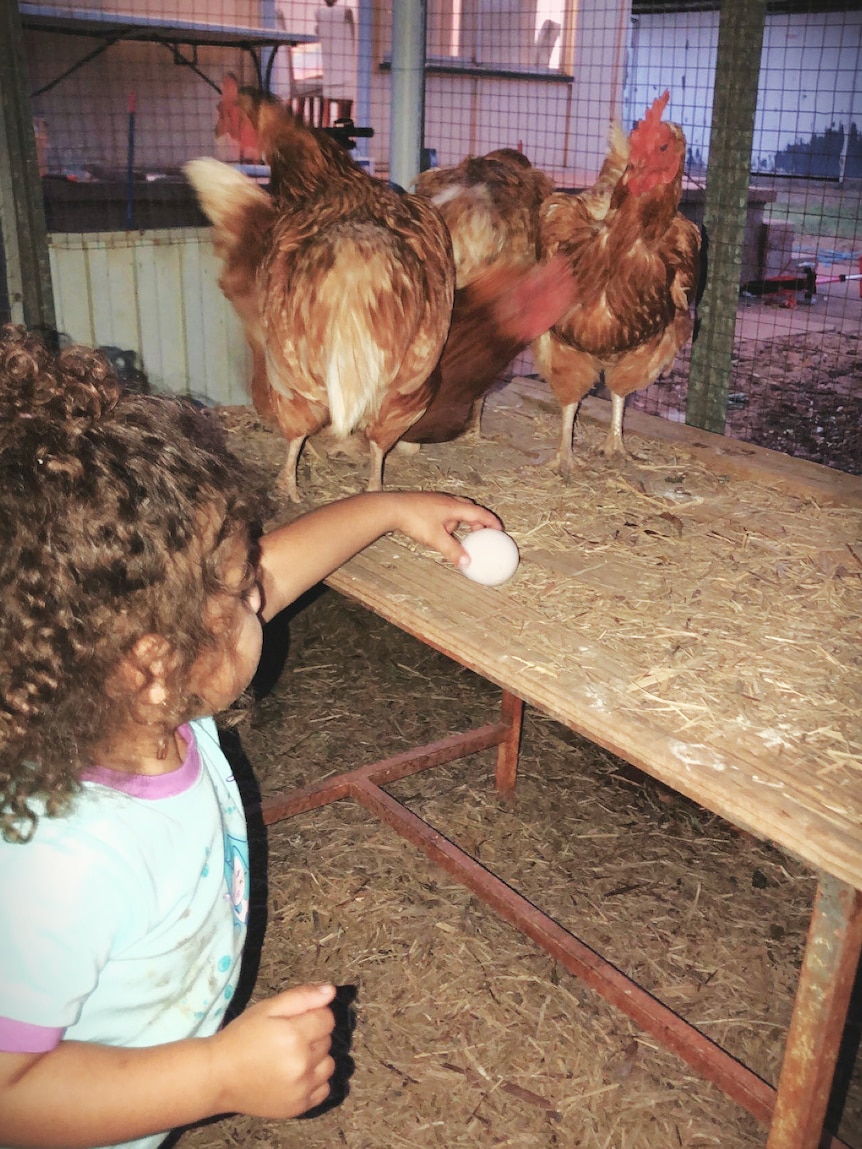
[232, 374, 862, 802]
[176, 382, 861, 1149]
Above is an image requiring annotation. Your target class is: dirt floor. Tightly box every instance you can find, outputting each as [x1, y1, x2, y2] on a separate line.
[629, 259, 862, 477]
[171, 389, 862, 1149]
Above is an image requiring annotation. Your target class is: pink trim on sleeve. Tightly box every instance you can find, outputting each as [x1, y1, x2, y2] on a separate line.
[0, 1016, 64, 1053]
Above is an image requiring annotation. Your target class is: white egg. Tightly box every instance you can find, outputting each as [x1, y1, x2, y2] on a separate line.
[460, 528, 520, 587]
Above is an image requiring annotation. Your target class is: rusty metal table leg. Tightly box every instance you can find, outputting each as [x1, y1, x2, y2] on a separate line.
[767, 874, 862, 1149]
[494, 691, 523, 797]
[261, 688, 524, 825]
[351, 773, 782, 1125]
[260, 718, 513, 825]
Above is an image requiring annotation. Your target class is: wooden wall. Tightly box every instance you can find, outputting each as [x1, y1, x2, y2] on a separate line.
[49, 229, 251, 404]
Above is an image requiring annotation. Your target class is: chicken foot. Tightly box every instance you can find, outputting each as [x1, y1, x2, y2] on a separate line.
[365, 440, 387, 493]
[276, 437, 307, 504]
[600, 392, 628, 458]
[553, 400, 582, 482]
[274, 432, 396, 499]
[463, 396, 486, 440]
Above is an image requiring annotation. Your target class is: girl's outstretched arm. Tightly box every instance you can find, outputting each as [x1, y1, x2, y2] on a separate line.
[0, 984, 336, 1148]
[258, 490, 501, 621]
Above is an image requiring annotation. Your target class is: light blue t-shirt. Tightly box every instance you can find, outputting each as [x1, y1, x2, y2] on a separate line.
[0, 716, 249, 1149]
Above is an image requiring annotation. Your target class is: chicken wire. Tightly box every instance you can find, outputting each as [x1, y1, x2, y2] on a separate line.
[2, 0, 861, 474]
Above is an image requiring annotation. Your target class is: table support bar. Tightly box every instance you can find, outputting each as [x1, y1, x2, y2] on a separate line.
[258, 689, 857, 1149]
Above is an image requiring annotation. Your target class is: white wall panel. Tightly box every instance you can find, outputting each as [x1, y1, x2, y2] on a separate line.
[48, 229, 251, 405]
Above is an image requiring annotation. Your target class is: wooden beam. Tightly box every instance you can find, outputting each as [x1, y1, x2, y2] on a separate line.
[686, 0, 766, 434]
[767, 876, 862, 1149]
[0, 0, 55, 329]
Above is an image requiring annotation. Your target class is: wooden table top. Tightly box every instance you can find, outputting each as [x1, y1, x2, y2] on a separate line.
[319, 381, 862, 892]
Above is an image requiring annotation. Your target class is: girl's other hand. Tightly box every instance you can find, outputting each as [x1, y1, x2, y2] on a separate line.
[210, 983, 337, 1119]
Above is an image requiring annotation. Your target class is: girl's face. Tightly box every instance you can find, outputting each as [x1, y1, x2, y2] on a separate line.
[185, 532, 264, 717]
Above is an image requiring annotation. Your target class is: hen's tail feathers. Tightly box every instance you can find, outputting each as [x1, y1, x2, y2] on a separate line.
[604, 121, 631, 184]
[184, 158, 273, 245]
[579, 121, 630, 222]
[570, 122, 629, 226]
[324, 322, 389, 438]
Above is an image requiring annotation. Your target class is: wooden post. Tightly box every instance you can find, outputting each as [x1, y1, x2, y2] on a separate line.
[766, 875, 862, 1149]
[685, 0, 765, 434]
[0, 0, 55, 330]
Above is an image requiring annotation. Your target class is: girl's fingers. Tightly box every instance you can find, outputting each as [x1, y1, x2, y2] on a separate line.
[268, 983, 337, 1019]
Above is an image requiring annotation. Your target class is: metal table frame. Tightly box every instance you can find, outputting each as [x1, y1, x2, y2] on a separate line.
[260, 683, 862, 1149]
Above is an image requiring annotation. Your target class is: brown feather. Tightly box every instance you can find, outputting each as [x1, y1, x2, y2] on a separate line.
[415, 149, 554, 290]
[404, 256, 576, 443]
[404, 148, 568, 443]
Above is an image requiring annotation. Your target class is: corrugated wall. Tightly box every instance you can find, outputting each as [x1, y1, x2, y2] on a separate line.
[48, 228, 252, 404]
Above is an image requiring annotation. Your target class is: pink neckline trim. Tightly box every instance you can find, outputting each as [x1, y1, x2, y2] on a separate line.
[80, 724, 201, 799]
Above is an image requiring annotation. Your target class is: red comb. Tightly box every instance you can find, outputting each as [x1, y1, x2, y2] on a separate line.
[643, 90, 670, 128]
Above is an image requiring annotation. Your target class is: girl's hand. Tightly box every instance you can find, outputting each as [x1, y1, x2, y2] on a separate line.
[388, 491, 502, 569]
[210, 984, 337, 1119]
[259, 491, 504, 619]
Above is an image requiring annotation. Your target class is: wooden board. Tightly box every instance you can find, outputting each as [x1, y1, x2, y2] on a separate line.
[327, 533, 862, 891]
[218, 377, 862, 890]
[49, 228, 251, 402]
[291, 381, 862, 892]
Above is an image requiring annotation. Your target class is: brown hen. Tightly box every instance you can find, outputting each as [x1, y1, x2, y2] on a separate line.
[533, 92, 701, 477]
[185, 97, 454, 501]
[404, 148, 570, 444]
[414, 148, 553, 291]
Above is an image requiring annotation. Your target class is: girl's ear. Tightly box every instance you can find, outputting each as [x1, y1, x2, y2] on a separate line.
[109, 634, 174, 705]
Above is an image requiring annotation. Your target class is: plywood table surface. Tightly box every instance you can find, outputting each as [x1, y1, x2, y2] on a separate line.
[319, 383, 861, 881]
[326, 527, 861, 892]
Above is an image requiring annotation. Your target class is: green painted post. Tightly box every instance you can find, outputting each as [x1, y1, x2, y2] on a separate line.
[686, 0, 766, 434]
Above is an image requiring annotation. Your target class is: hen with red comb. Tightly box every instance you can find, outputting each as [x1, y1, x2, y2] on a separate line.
[533, 92, 701, 472]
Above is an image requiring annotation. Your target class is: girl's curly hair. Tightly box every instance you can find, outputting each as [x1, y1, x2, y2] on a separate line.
[0, 325, 262, 842]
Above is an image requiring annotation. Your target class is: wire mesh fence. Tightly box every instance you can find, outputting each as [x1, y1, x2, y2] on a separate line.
[3, 0, 860, 473]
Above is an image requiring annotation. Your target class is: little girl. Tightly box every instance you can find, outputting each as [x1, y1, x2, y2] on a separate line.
[0, 326, 501, 1149]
